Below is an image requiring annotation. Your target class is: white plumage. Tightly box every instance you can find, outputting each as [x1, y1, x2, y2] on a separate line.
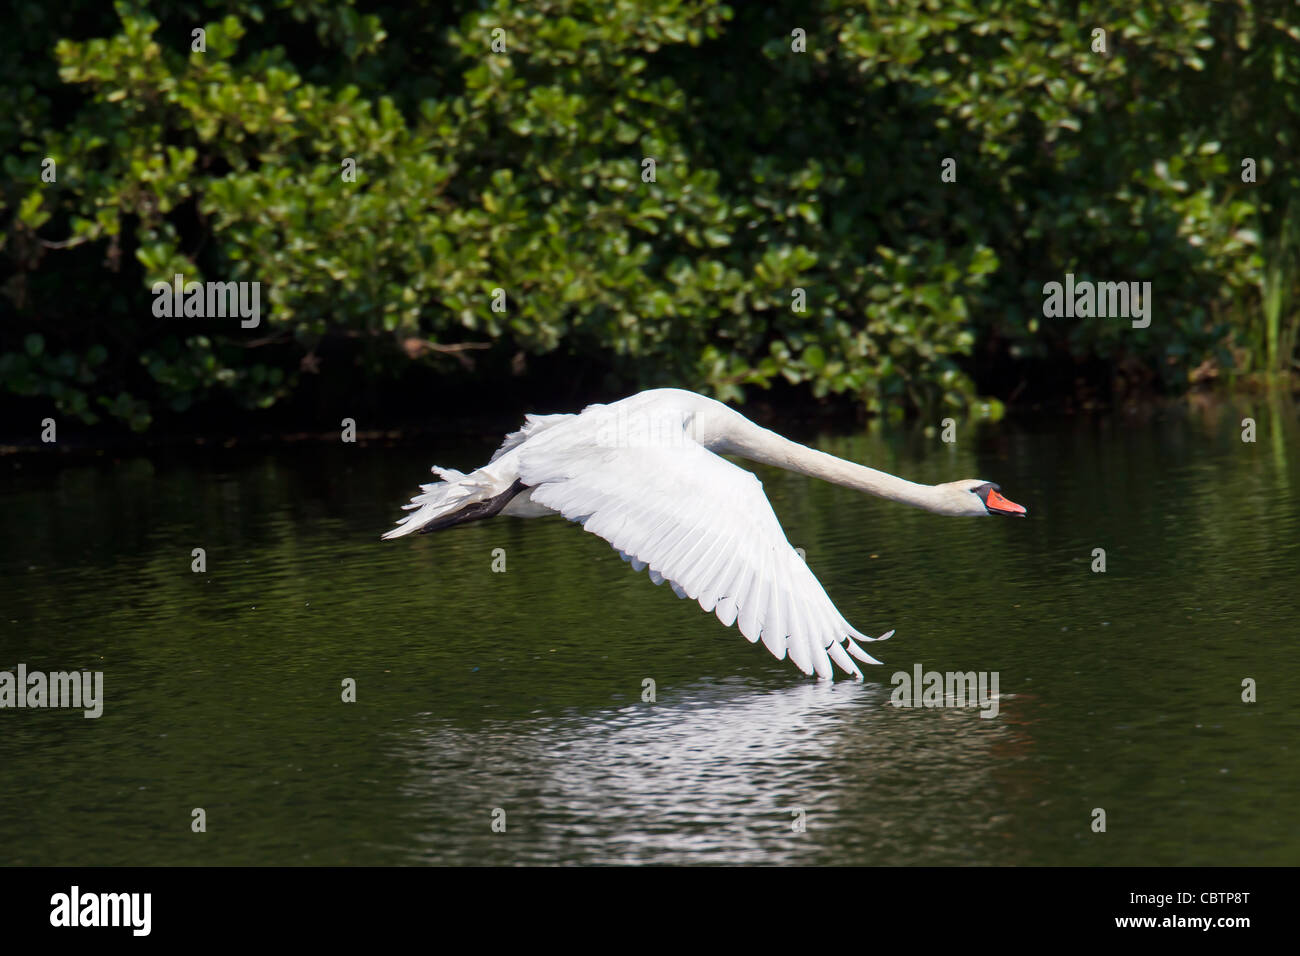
[384, 388, 1026, 680]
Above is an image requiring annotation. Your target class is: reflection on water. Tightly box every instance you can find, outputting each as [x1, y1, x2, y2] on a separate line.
[0, 398, 1297, 865]
[394, 679, 1020, 865]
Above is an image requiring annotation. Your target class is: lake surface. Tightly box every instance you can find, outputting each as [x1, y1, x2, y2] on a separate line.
[2, 398, 1297, 865]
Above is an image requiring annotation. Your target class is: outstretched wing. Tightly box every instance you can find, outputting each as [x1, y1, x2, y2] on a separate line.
[518, 438, 892, 680]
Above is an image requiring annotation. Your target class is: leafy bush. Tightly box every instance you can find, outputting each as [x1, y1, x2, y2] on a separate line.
[2, 0, 1297, 431]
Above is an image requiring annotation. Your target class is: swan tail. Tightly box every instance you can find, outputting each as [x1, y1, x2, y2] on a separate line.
[382, 468, 524, 539]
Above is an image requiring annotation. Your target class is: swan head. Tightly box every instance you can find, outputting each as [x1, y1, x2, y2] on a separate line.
[939, 479, 1027, 517]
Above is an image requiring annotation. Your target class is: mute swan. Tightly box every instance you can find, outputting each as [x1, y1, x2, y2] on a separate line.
[384, 388, 1026, 681]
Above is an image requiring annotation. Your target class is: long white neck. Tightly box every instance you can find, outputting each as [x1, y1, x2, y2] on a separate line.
[716, 416, 945, 513]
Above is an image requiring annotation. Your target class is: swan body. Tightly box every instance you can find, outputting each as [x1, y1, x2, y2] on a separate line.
[384, 388, 1025, 681]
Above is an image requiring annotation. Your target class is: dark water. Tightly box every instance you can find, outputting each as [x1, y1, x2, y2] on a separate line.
[2, 398, 1297, 865]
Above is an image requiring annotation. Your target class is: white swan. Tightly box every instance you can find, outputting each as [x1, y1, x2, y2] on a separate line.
[384, 388, 1026, 681]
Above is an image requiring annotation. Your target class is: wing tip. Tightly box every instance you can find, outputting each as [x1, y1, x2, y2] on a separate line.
[845, 636, 885, 666]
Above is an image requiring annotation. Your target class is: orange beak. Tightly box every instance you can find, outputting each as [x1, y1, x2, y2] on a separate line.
[986, 488, 1027, 516]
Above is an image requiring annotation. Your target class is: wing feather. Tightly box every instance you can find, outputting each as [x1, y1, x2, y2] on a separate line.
[519, 438, 889, 680]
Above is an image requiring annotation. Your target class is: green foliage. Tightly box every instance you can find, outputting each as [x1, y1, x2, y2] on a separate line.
[2, 0, 1297, 431]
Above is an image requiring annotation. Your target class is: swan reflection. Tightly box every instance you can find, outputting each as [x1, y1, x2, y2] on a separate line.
[391, 678, 1026, 865]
